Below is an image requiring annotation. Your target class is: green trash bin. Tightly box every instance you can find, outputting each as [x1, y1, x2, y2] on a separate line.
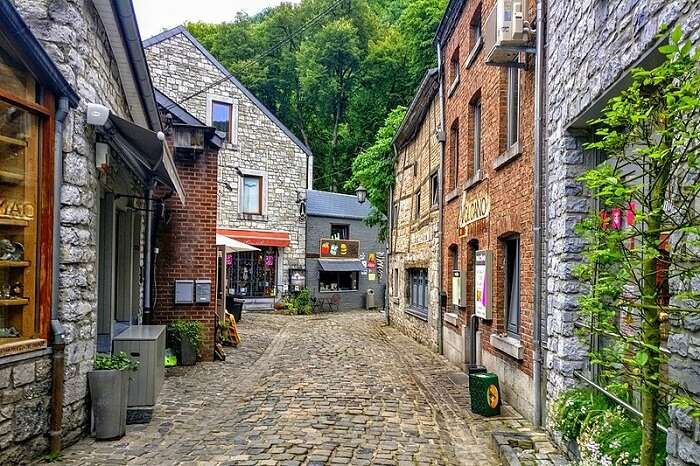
[469, 372, 501, 416]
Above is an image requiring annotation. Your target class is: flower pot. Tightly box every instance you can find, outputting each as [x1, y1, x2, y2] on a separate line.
[88, 369, 129, 440]
[179, 336, 197, 366]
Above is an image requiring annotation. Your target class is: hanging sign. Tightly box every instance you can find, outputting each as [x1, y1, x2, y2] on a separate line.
[319, 239, 359, 259]
[459, 193, 489, 236]
[474, 250, 493, 319]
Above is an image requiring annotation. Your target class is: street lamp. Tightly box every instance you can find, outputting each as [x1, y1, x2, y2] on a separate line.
[355, 185, 367, 204]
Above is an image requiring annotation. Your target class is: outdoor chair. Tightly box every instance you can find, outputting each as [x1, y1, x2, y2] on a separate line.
[329, 294, 340, 312]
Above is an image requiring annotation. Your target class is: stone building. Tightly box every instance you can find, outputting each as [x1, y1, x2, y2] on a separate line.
[304, 190, 385, 311]
[543, 1, 700, 462]
[388, 69, 442, 353]
[1, 0, 185, 463]
[435, 0, 538, 421]
[143, 26, 311, 310]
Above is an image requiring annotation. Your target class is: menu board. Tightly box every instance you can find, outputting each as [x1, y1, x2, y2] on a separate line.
[319, 239, 359, 259]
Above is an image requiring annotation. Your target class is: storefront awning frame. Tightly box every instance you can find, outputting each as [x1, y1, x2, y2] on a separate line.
[217, 228, 290, 248]
[317, 259, 365, 272]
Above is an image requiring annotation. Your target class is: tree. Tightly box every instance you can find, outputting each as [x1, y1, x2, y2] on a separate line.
[575, 27, 700, 466]
[346, 106, 406, 240]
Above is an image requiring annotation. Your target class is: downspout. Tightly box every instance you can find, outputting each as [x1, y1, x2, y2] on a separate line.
[532, 0, 546, 428]
[436, 43, 446, 356]
[143, 183, 155, 324]
[50, 96, 69, 455]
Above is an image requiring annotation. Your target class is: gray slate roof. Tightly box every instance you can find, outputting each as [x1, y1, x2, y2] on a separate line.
[305, 190, 370, 220]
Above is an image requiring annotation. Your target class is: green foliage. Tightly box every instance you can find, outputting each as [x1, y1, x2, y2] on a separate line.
[43, 452, 63, 463]
[169, 320, 205, 355]
[576, 26, 700, 466]
[550, 388, 612, 441]
[186, 0, 447, 193]
[345, 106, 406, 239]
[285, 288, 313, 315]
[93, 352, 139, 371]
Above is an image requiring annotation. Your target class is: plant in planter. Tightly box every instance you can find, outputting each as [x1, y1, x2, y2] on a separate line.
[285, 288, 312, 315]
[88, 352, 138, 440]
[169, 319, 204, 366]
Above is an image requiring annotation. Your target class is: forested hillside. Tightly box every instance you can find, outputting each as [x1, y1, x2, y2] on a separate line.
[187, 0, 447, 193]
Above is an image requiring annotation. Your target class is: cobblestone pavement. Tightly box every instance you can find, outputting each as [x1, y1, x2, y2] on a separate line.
[48, 311, 563, 466]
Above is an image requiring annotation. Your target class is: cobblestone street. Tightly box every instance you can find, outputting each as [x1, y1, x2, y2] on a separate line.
[49, 311, 560, 466]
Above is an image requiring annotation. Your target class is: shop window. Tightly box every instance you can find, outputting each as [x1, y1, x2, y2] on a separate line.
[503, 236, 520, 336]
[241, 175, 263, 214]
[430, 172, 439, 206]
[319, 271, 358, 292]
[407, 268, 428, 318]
[228, 248, 278, 297]
[330, 224, 349, 240]
[450, 120, 459, 189]
[211, 100, 233, 141]
[0, 46, 50, 352]
[506, 67, 520, 148]
[471, 96, 482, 176]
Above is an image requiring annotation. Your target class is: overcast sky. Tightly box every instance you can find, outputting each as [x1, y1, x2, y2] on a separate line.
[134, 0, 300, 39]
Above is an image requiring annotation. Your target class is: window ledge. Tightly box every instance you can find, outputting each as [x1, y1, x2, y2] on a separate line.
[405, 307, 428, 321]
[0, 343, 51, 367]
[447, 76, 460, 98]
[490, 333, 523, 360]
[445, 188, 461, 203]
[237, 213, 267, 221]
[463, 170, 483, 191]
[464, 38, 483, 70]
[493, 142, 522, 170]
[443, 312, 459, 327]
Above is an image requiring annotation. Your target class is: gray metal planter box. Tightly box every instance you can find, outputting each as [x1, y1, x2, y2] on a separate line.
[88, 370, 129, 440]
[113, 325, 166, 407]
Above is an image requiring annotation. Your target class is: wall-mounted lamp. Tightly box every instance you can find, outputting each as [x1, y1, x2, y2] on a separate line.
[218, 181, 234, 192]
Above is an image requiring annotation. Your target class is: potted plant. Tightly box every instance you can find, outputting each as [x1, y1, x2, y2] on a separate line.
[88, 352, 138, 440]
[169, 319, 204, 366]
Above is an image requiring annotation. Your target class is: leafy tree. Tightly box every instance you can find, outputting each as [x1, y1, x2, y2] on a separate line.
[346, 106, 406, 240]
[575, 27, 700, 466]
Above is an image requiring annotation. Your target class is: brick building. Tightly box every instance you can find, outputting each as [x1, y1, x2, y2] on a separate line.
[388, 69, 442, 353]
[153, 91, 222, 361]
[144, 26, 310, 311]
[435, 0, 537, 420]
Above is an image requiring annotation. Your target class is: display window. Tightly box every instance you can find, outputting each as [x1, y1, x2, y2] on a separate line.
[227, 248, 277, 297]
[319, 271, 358, 292]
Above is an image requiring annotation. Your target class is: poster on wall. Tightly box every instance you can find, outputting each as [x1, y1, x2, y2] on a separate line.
[474, 250, 493, 319]
[319, 239, 360, 258]
[367, 252, 376, 281]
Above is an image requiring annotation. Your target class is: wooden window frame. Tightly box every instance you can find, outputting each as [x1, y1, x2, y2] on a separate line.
[241, 175, 263, 215]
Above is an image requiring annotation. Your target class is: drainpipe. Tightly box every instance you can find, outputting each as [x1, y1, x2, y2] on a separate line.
[49, 96, 69, 455]
[143, 183, 155, 324]
[532, 0, 546, 428]
[436, 43, 446, 356]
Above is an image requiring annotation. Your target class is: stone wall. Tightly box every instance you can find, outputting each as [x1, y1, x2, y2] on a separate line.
[306, 214, 385, 310]
[544, 0, 700, 462]
[2, 0, 142, 461]
[389, 95, 441, 354]
[144, 29, 308, 291]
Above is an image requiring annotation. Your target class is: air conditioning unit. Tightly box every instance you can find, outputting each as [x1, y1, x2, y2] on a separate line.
[484, 0, 529, 65]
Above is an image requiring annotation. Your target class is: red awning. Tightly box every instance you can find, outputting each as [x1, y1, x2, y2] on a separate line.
[217, 228, 290, 248]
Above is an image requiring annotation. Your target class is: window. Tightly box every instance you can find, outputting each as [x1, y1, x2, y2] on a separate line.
[450, 245, 459, 272]
[393, 268, 399, 296]
[407, 268, 429, 318]
[415, 190, 421, 220]
[228, 248, 278, 297]
[391, 202, 399, 230]
[504, 236, 520, 336]
[470, 5, 482, 47]
[472, 97, 482, 175]
[241, 175, 263, 214]
[430, 172, 439, 206]
[211, 100, 233, 140]
[506, 67, 520, 148]
[330, 224, 349, 240]
[450, 49, 460, 88]
[450, 120, 460, 189]
[319, 271, 358, 292]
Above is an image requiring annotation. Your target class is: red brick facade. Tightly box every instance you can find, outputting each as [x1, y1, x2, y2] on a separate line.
[153, 143, 219, 361]
[440, 0, 536, 381]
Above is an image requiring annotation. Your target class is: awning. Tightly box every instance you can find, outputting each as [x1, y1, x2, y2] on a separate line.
[216, 234, 260, 252]
[217, 228, 290, 248]
[318, 259, 365, 272]
[107, 113, 186, 204]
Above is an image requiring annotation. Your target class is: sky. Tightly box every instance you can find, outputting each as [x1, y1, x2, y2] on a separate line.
[133, 0, 300, 39]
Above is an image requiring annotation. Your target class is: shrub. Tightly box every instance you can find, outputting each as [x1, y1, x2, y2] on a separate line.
[285, 288, 312, 315]
[94, 351, 139, 371]
[169, 319, 204, 355]
[551, 388, 612, 441]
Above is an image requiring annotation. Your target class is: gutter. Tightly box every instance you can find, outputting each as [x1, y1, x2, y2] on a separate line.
[49, 96, 69, 455]
[532, 0, 546, 428]
[436, 42, 446, 356]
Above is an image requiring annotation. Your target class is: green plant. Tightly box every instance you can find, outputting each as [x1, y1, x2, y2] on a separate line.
[93, 352, 139, 371]
[575, 26, 700, 465]
[551, 388, 612, 441]
[578, 407, 666, 466]
[43, 451, 63, 463]
[285, 288, 313, 315]
[169, 319, 204, 355]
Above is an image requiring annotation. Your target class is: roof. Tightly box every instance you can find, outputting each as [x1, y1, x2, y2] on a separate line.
[434, 0, 467, 47]
[0, 2, 79, 107]
[305, 190, 371, 220]
[143, 26, 312, 157]
[392, 68, 439, 149]
[154, 88, 224, 147]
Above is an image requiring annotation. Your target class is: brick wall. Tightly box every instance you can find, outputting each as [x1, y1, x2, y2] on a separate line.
[153, 142, 219, 361]
[439, 0, 536, 420]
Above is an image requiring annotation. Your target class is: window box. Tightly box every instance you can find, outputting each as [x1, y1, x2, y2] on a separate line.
[490, 333, 523, 360]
